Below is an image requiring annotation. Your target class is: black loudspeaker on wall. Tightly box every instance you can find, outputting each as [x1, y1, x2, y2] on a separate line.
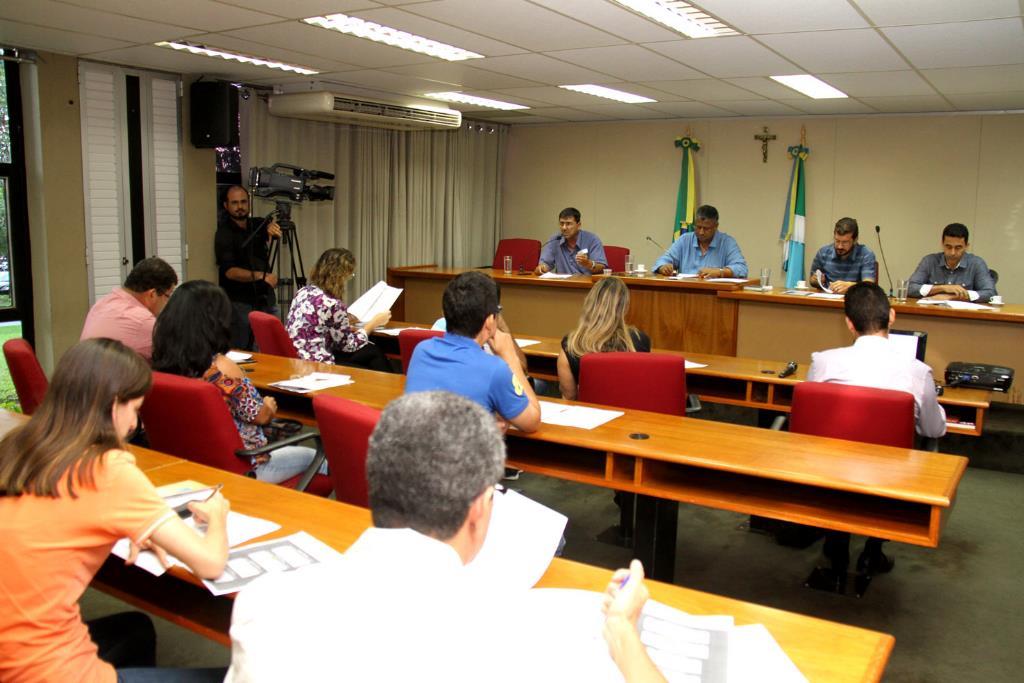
[190, 81, 238, 148]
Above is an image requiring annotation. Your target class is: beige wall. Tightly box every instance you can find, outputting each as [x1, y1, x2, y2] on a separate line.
[503, 114, 1023, 303]
[20, 54, 216, 371]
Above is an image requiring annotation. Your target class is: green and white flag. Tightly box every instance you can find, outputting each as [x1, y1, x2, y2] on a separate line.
[779, 143, 809, 289]
[672, 136, 700, 241]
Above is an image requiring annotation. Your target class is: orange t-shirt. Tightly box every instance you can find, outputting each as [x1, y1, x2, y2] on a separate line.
[0, 449, 173, 683]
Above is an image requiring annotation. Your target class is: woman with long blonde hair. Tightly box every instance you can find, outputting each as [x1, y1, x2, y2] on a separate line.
[557, 277, 651, 400]
[286, 248, 392, 371]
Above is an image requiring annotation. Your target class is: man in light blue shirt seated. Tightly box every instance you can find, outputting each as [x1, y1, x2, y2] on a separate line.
[534, 207, 607, 275]
[653, 205, 748, 279]
[407, 271, 540, 433]
[808, 217, 877, 294]
[907, 223, 997, 302]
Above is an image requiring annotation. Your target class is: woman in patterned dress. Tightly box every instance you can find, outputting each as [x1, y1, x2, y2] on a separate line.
[286, 248, 392, 372]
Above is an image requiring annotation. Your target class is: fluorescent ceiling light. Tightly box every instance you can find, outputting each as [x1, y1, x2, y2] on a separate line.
[770, 74, 848, 99]
[424, 92, 529, 111]
[612, 1, 738, 38]
[155, 41, 319, 75]
[559, 84, 657, 104]
[304, 14, 484, 61]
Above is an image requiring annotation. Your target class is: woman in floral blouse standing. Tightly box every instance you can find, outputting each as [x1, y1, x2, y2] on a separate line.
[286, 248, 392, 372]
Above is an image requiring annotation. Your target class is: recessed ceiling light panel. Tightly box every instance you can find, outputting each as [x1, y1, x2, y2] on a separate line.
[154, 41, 319, 75]
[304, 14, 484, 61]
[613, 1, 738, 39]
[770, 75, 848, 99]
[559, 84, 657, 104]
[424, 92, 529, 110]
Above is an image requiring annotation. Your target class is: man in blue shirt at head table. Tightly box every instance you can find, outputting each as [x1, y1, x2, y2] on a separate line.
[907, 222, 997, 302]
[406, 271, 541, 433]
[809, 217, 877, 294]
[534, 207, 607, 276]
[653, 204, 749, 279]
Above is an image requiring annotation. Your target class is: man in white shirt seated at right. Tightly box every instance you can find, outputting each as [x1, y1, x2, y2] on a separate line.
[807, 281, 945, 581]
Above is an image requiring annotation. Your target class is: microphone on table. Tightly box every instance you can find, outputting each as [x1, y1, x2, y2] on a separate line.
[875, 225, 894, 297]
[645, 235, 666, 251]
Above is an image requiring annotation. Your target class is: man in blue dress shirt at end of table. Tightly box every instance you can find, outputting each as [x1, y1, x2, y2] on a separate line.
[808, 217, 877, 294]
[534, 207, 608, 276]
[653, 204, 749, 279]
[908, 222, 997, 303]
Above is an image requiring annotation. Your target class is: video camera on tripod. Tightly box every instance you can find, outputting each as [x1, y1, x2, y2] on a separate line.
[247, 163, 335, 301]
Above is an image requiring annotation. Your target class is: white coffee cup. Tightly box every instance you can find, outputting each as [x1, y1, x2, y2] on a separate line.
[990, 295, 1003, 305]
[796, 280, 807, 289]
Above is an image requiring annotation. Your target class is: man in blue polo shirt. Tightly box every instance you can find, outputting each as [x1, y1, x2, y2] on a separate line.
[534, 208, 607, 276]
[406, 271, 541, 433]
[653, 205, 748, 279]
[809, 217, 877, 294]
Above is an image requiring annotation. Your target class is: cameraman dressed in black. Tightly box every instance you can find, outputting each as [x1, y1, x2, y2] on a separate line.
[216, 185, 282, 349]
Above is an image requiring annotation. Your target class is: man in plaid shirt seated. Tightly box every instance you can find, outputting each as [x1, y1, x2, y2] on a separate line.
[809, 217, 877, 294]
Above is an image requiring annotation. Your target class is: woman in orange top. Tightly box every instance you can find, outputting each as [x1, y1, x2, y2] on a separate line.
[0, 339, 230, 683]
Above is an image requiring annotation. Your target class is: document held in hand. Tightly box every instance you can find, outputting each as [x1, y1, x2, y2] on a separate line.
[347, 280, 403, 321]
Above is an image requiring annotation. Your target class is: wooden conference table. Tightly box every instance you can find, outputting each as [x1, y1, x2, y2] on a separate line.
[0, 412, 895, 681]
[370, 322, 992, 437]
[243, 353, 968, 583]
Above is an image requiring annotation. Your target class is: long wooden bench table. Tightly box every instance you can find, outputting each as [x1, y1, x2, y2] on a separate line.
[242, 353, 968, 582]
[369, 323, 991, 437]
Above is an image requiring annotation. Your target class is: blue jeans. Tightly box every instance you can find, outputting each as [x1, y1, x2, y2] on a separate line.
[252, 445, 327, 484]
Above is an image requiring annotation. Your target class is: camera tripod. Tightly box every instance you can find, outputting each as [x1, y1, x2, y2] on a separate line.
[266, 201, 307, 312]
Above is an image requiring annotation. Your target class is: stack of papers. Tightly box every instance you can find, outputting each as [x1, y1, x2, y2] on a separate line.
[539, 272, 574, 280]
[203, 531, 344, 596]
[269, 372, 353, 393]
[705, 277, 750, 283]
[917, 298, 993, 311]
[671, 273, 700, 280]
[348, 280, 403, 320]
[374, 326, 425, 337]
[808, 292, 844, 300]
[539, 401, 623, 430]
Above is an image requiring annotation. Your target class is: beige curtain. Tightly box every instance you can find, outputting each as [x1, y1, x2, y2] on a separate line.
[240, 97, 506, 301]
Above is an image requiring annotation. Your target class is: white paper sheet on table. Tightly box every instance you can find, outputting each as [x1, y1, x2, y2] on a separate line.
[515, 338, 541, 348]
[374, 327, 420, 337]
[917, 298, 993, 311]
[539, 401, 623, 429]
[539, 272, 574, 280]
[704, 277, 750, 283]
[671, 273, 700, 280]
[727, 624, 807, 682]
[347, 280, 403, 321]
[203, 531, 343, 596]
[269, 372, 353, 393]
[226, 351, 253, 362]
[111, 511, 281, 577]
[685, 360, 708, 369]
[808, 292, 845, 300]
[465, 489, 567, 592]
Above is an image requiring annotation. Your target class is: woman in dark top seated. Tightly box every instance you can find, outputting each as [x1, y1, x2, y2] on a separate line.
[558, 277, 651, 400]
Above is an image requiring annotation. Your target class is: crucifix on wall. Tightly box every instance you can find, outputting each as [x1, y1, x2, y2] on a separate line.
[754, 126, 776, 163]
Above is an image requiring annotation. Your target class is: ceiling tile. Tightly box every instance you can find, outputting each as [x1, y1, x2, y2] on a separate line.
[61, 0, 282, 32]
[215, 0, 382, 19]
[402, 0, 624, 51]
[645, 36, 800, 78]
[697, 0, 869, 34]
[758, 29, 908, 73]
[385, 62, 543, 90]
[858, 95, 954, 113]
[945, 92, 1024, 110]
[489, 85, 610, 106]
[526, 106, 617, 121]
[472, 53, 617, 85]
[318, 69, 466, 96]
[882, 19, 1024, 69]
[479, 112, 563, 124]
[722, 77, 805, 99]
[348, 7, 525, 57]
[922, 64, 1024, 94]
[580, 103, 670, 119]
[778, 98, 877, 114]
[85, 43, 286, 77]
[458, 90, 556, 108]
[0, 0, 194, 43]
[854, 0, 1021, 26]
[223, 21, 436, 68]
[643, 78, 763, 101]
[0, 19, 132, 54]
[822, 70, 936, 97]
[607, 83, 688, 102]
[528, 0, 682, 42]
[187, 33, 356, 71]
[712, 100, 805, 115]
[546, 45, 702, 81]
[641, 101, 739, 117]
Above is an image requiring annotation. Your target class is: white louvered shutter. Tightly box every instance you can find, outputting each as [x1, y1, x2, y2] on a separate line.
[146, 76, 185, 277]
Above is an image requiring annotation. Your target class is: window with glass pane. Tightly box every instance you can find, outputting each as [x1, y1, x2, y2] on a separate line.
[0, 59, 11, 164]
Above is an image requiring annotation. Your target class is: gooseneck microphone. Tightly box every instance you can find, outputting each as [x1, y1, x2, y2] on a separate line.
[875, 225, 894, 296]
[646, 235, 666, 251]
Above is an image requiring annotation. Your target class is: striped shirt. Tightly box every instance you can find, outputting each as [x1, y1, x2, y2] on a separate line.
[809, 243, 876, 285]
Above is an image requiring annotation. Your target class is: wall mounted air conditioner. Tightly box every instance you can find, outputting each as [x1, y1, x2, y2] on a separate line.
[268, 90, 462, 130]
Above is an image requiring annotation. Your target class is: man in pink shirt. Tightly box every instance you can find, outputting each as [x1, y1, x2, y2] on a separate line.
[80, 257, 178, 360]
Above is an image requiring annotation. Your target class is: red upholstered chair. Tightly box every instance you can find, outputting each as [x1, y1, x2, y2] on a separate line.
[791, 381, 915, 594]
[398, 328, 443, 374]
[141, 371, 332, 496]
[248, 311, 298, 358]
[492, 238, 542, 272]
[3, 339, 48, 415]
[313, 394, 381, 508]
[579, 352, 687, 416]
[603, 246, 630, 273]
